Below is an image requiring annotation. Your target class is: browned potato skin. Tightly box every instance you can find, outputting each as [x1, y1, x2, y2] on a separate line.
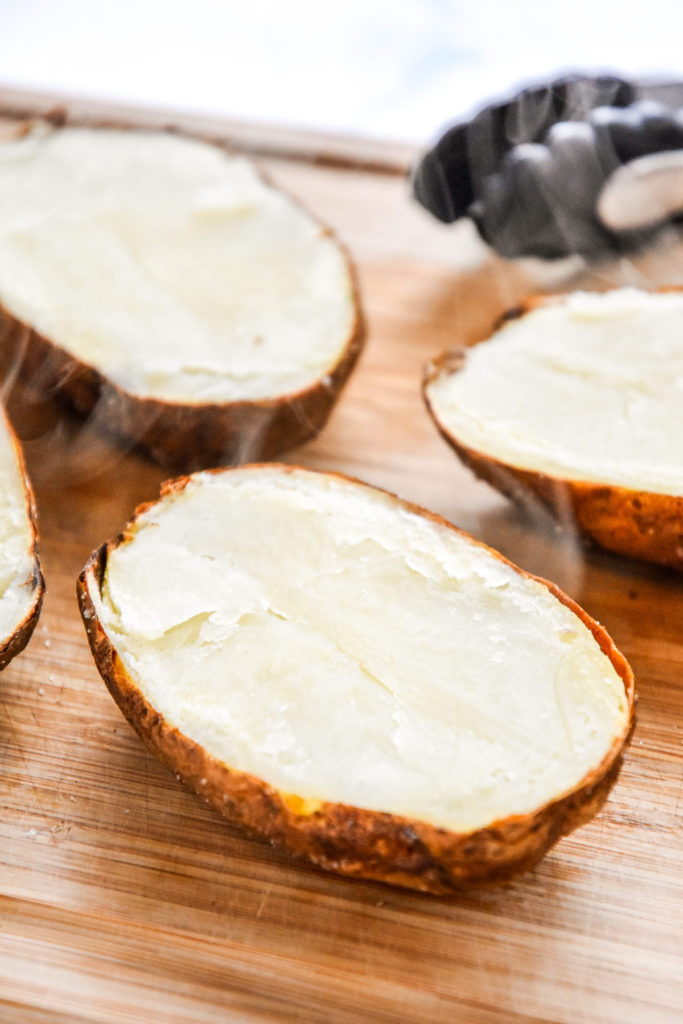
[77, 467, 636, 894]
[424, 289, 683, 573]
[0, 407, 44, 670]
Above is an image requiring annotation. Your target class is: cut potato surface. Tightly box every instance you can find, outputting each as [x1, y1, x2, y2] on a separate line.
[0, 124, 363, 467]
[0, 406, 43, 668]
[425, 287, 683, 570]
[79, 465, 634, 892]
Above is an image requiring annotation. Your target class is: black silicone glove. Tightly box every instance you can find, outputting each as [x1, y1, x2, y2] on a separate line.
[412, 73, 683, 260]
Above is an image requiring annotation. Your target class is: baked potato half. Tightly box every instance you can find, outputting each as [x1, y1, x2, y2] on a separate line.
[78, 465, 634, 893]
[425, 287, 683, 571]
[0, 124, 363, 471]
[0, 405, 43, 669]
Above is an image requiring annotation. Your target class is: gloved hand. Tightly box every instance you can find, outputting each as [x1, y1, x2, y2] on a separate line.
[412, 74, 683, 261]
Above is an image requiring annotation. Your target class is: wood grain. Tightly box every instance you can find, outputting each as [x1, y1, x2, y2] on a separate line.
[1, 93, 682, 1024]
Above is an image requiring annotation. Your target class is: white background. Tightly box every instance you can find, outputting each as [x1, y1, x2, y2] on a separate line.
[0, 0, 681, 144]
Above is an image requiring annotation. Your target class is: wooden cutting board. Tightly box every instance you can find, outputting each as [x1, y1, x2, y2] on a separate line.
[0, 90, 682, 1024]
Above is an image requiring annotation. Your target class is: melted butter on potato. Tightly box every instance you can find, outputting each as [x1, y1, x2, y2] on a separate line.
[427, 288, 683, 495]
[90, 467, 628, 833]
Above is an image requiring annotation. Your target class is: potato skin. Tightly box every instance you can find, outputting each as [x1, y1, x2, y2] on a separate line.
[77, 466, 636, 894]
[0, 295, 364, 472]
[0, 125, 365, 473]
[424, 289, 683, 573]
[0, 407, 44, 670]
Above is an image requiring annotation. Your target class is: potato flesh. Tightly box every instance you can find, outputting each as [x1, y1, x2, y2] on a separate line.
[427, 288, 683, 495]
[0, 127, 355, 402]
[90, 468, 628, 832]
[0, 415, 36, 643]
